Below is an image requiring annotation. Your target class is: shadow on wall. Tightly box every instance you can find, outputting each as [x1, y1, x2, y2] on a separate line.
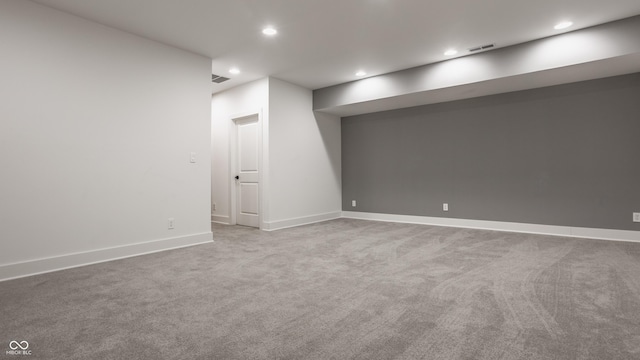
[314, 111, 342, 189]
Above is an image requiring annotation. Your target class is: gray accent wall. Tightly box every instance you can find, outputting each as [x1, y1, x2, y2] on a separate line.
[342, 73, 640, 231]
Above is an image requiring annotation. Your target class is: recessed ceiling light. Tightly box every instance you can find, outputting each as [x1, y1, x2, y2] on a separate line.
[355, 70, 366, 77]
[554, 21, 573, 30]
[262, 27, 277, 36]
[444, 49, 458, 56]
[229, 68, 240, 75]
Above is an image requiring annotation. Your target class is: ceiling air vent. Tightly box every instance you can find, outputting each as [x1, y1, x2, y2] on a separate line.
[211, 74, 230, 83]
[468, 43, 495, 53]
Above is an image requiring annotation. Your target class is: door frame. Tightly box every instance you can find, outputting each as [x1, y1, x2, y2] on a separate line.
[228, 109, 264, 229]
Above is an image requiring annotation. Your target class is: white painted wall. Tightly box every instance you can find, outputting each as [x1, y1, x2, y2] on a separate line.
[211, 77, 341, 230]
[211, 79, 269, 225]
[267, 78, 341, 229]
[0, 0, 212, 280]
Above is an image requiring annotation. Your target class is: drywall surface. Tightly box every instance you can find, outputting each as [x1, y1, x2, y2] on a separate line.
[342, 73, 640, 231]
[267, 78, 341, 228]
[0, 0, 212, 275]
[211, 78, 269, 225]
[314, 15, 640, 116]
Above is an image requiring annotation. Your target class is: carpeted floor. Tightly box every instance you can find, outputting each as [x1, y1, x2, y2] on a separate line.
[1, 219, 640, 359]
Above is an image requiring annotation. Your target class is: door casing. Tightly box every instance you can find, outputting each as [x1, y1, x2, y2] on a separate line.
[229, 110, 263, 228]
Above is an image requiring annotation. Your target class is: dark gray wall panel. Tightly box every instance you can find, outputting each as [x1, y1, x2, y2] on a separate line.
[342, 73, 640, 231]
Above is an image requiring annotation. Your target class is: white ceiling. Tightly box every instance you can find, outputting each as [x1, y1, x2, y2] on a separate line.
[32, 0, 640, 94]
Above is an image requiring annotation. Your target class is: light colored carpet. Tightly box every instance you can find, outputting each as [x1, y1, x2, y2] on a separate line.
[1, 219, 640, 359]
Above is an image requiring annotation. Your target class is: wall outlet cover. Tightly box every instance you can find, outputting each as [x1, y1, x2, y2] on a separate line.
[634, 212, 640, 223]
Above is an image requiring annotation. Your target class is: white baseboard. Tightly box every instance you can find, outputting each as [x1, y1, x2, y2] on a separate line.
[0, 232, 213, 282]
[263, 211, 342, 231]
[341, 211, 640, 243]
[211, 214, 230, 225]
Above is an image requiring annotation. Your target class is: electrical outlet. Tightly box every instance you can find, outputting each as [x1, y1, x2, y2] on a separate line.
[212, 203, 216, 212]
[168, 218, 175, 229]
[352, 200, 356, 207]
[634, 212, 640, 223]
[443, 203, 449, 211]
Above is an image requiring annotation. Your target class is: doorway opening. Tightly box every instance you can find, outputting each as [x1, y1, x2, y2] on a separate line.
[229, 112, 261, 228]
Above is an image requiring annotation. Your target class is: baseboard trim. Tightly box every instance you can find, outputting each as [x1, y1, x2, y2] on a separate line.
[263, 211, 342, 231]
[211, 214, 230, 225]
[341, 211, 640, 243]
[0, 232, 214, 282]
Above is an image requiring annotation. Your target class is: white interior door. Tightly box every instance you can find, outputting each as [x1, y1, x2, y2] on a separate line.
[235, 115, 260, 228]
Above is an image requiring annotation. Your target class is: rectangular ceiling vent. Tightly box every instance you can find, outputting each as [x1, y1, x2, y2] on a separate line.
[468, 43, 495, 53]
[211, 74, 230, 83]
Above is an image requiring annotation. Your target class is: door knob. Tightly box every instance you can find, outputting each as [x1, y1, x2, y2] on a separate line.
[235, 175, 239, 180]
